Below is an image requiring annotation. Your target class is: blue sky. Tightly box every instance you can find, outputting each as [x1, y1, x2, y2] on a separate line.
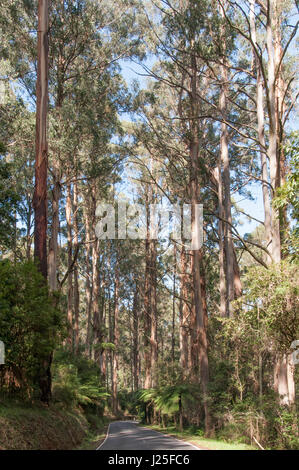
[120, 60, 267, 238]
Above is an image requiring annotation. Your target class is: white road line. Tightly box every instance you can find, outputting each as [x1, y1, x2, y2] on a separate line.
[138, 425, 201, 451]
[96, 422, 111, 450]
[97, 421, 138, 450]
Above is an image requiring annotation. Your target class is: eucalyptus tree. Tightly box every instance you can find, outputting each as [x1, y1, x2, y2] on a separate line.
[217, 0, 298, 406]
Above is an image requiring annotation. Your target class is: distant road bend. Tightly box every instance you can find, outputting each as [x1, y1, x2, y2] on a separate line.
[97, 421, 200, 450]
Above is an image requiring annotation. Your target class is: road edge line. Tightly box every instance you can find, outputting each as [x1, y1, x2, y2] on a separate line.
[96, 422, 111, 450]
[138, 424, 201, 451]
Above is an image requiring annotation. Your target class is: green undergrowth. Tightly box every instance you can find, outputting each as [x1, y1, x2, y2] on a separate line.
[77, 413, 111, 450]
[141, 423, 257, 451]
[0, 399, 88, 450]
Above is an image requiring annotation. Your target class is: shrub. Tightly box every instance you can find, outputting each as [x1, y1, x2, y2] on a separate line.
[52, 348, 109, 415]
[0, 260, 64, 398]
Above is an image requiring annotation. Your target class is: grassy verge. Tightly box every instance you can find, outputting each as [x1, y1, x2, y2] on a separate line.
[140, 424, 257, 451]
[77, 414, 111, 450]
[0, 399, 89, 450]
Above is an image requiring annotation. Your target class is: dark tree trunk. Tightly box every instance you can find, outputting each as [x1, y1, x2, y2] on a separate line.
[33, 0, 51, 404]
[33, 0, 48, 280]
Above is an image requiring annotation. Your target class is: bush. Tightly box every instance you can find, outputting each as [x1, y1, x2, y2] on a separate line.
[52, 348, 109, 415]
[0, 260, 64, 398]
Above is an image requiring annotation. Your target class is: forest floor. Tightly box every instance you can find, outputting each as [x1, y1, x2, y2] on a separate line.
[141, 424, 257, 451]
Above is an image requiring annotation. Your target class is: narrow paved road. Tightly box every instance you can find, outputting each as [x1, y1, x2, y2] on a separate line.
[98, 421, 199, 450]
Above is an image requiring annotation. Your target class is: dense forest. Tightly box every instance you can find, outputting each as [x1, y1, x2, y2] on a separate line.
[0, 0, 298, 451]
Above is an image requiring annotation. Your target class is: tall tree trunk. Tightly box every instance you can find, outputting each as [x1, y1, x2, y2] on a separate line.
[99, 267, 106, 381]
[48, 168, 60, 291]
[33, 0, 51, 404]
[91, 183, 101, 364]
[217, 163, 226, 316]
[73, 181, 80, 354]
[273, 0, 289, 248]
[48, 15, 65, 293]
[219, 5, 234, 316]
[265, 0, 295, 406]
[179, 246, 189, 375]
[83, 197, 93, 357]
[91, 236, 100, 361]
[189, 49, 210, 434]
[132, 286, 139, 392]
[171, 244, 176, 364]
[144, 196, 152, 389]
[112, 264, 119, 414]
[33, 0, 48, 280]
[108, 285, 113, 394]
[250, 0, 272, 263]
[66, 181, 73, 348]
[150, 238, 158, 388]
[266, 0, 281, 264]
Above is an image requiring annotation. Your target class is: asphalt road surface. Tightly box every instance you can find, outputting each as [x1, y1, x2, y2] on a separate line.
[98, 421, 200, 450]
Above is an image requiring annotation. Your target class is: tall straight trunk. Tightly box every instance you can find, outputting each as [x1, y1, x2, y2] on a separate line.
[73, 181, 80, 354]
[99, 267, 106, 381]
[273, 0, 286, 182]
[217, 163, 226, 316]
[273, 0, 288, 246]
[179, 246, 189, 374]
[132, 286, 139, 392]
[171, 244, 177, 364]
[257, 65, 272, 260]
[48, 168, 60, 291]
[144, 196, 152, 389]
[66, 181, 73, 348]
[189, 53, 201, 380]
[250, 0, 272, 262]
[91, 183, 101, 364]
[33, 0, 48, 280]
[33, 0, 51, 403]
[108, 287, 113, 392]
[200, 255, 208, 333]
[189, 49, 210, 434]
[84, 201, 93, 357]
[91, 236, 100, 362]
[274, 2, 296, 401]
[48, 17, 65, 293]
[265, 0, 295, 406]
[150, 238, 158, 388]
[112, 265, 119, 414]
[219, 5, 234, 316]
[266, 0, 281, 263]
